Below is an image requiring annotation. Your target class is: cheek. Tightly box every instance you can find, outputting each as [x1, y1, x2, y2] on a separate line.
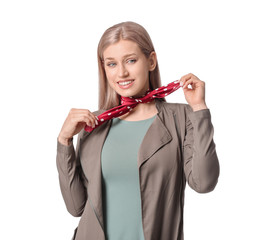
[105, 70, 116, 88]
[134, 62, 149, 78]
[105, 68, 116, 81]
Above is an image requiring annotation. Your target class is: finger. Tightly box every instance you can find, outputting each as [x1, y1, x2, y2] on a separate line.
[181, 78, 193, 88]
[184, 78, 204, 89]
[179, 74, 192, 86]
[71, 114, 96, 128]
[86, 114, 98, 128]
[182, 79, 194, 89]
[179, 73, 198, 86]
[87, 112, 99, 126]
[81, 111, 98, 125]
[70, 109, 98, 126]
[93, 114, 99, 125]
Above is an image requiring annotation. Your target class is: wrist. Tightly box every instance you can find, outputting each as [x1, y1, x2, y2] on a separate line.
[191, 102, 208, 112]
[58, 135, 73, 146]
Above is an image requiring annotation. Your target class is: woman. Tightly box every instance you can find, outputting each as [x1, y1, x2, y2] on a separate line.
[56, 21, 219, 240]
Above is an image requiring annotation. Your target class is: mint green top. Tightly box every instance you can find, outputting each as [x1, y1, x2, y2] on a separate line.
[101, 115, 156, 240]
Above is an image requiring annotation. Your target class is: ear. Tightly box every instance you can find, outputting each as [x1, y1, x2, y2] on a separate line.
[148, 51, 157, 71]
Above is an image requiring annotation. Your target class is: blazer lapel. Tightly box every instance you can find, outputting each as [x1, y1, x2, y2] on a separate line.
[137, 111, 173, 169]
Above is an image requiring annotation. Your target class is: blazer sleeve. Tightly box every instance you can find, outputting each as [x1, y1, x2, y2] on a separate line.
[56, 130, 88, 217]
[183, 106, 220, 193]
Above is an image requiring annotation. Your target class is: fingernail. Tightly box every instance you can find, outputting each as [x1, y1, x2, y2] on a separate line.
[95, 120, 98, 125]
[180, 81, 183, 86]
[92, 124, 95, 128]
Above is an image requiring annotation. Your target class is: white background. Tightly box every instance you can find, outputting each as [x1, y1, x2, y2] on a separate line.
[1, 0, 255, 239]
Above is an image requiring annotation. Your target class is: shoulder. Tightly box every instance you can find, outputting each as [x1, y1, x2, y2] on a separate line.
[161, 101, 212, 126]
[158, 101, 193, 117]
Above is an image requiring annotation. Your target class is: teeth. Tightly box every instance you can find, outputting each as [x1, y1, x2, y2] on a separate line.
[118, 81, 133, 86]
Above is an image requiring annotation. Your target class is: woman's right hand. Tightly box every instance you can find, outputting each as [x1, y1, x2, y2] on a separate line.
[58, 108, 98, 146]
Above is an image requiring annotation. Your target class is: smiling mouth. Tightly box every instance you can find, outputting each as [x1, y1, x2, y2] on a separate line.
[118, 80, 134, 86]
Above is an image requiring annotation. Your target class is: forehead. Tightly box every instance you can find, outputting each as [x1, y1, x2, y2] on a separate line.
[103, 40, 143, 59]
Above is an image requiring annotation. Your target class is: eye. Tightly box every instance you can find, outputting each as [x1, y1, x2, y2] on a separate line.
[127, 59, 137, 64]
[106, 62, 116, 67]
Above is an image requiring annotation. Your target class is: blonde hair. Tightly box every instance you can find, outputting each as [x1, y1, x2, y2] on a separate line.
[97, 21, 165, 110]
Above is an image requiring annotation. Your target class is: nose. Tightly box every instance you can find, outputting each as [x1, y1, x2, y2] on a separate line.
[118, 63, 129, 78]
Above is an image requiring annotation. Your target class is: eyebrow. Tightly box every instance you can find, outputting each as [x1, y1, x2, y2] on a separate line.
[104, 53, 137, 61]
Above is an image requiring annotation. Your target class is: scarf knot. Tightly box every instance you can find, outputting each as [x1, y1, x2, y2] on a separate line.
[120, 89, 152, 105]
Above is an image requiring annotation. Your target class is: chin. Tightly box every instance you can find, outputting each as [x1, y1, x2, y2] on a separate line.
[118, 91, 133, 98]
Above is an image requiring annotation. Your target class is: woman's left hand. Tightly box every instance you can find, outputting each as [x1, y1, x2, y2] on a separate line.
[179, 73, 208, 111]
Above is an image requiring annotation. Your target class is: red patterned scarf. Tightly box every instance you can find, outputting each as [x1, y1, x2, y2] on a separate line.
[84, 80, 181, 132]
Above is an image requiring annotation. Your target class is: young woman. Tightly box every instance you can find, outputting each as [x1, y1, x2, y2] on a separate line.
[56, 21, 219, 240]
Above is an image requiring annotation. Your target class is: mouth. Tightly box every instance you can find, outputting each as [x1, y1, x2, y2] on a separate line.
[117, 79, 134, 86]
[117, 79, 135, 89]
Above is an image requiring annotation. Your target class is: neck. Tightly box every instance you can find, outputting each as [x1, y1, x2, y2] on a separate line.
[118, 100, 158, 121]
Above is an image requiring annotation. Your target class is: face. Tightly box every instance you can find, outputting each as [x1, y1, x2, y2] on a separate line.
[103, 39, 156, 98]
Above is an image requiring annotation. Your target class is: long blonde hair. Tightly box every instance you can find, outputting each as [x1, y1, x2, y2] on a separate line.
[97, 21, 165, 110]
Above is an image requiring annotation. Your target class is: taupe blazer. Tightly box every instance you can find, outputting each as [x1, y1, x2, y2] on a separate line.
[56, 99, 219, 240]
